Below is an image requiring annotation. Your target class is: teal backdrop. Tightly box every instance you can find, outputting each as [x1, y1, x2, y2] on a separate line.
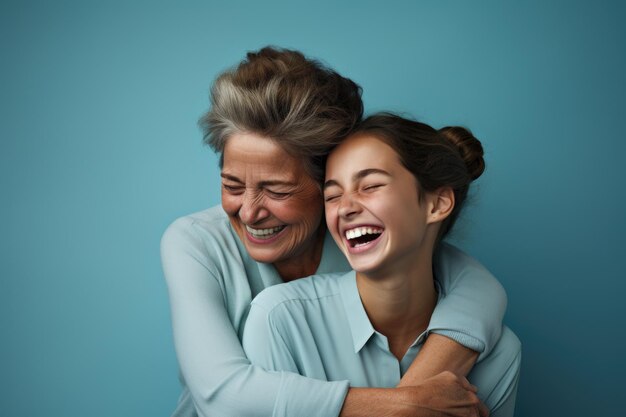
[2, 1, 624, 416]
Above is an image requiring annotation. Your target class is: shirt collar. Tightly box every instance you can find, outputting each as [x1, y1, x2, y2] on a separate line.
[338, 271, 376, 353]
[338, 271, 446, 354]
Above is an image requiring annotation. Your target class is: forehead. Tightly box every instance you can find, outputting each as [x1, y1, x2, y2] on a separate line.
[222, 132, 306, 180]
[326, 133, 401, 176]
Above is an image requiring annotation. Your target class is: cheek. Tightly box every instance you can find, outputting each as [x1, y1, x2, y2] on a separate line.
[301, 196, 324, 228]
[304, 205, 324, 229]
[221, 192, 241, 216]
[282, 198, 324, 235]
[276, 200, 323, 228]
[280, 189, 323, 225]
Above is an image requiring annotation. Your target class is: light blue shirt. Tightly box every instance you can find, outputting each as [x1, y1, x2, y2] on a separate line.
[161, 206, 508, 417]
[244, 271, 521, 416]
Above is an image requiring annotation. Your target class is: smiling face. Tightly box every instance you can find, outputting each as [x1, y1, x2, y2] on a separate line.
[324, 133, 440, 276]
[221, 132, 325, 276]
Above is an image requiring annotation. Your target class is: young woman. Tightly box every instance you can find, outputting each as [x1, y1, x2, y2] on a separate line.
[243, 113, 521, 417]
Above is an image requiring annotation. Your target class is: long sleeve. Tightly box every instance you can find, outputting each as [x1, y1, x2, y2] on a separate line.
[429, 243, 508, 360]
[161, 215, 349, 417]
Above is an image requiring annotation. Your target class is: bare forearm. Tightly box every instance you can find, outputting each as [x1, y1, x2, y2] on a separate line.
[340, 372, 486, 417]
[398, 334, 478, 387]
[340, 387, 406, 417]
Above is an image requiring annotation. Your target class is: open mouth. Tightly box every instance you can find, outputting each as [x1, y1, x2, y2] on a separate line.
[245, 224, 286, 240]
[345, 226, 383, 248]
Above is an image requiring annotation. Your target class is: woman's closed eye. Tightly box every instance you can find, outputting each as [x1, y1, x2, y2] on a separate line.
[362, 183, 384, 192]
[324, 191, 342, 203]
[265, 189, 292, 199]
[223, 184, 244, 194]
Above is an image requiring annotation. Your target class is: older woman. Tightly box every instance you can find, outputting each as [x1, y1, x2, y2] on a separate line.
[161, 47, 506, 417]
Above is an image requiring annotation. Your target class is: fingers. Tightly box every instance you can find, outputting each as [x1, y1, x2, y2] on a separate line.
[459, 375, 479, 393]
[458, 375, 487, 417]
[418, 371, 489, 417]
[478, 399, 489, 417]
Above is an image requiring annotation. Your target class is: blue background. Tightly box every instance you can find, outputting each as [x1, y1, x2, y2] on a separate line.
[2, 1, 624, 416]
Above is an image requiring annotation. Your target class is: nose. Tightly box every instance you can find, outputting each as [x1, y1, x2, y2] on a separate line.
[337, 193, 362, 219]
[238, 190, 269, 224]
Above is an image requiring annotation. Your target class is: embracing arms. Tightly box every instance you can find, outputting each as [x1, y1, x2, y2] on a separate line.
[162, 213, 504, 417]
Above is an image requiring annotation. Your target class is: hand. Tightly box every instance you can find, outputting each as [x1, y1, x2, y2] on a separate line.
[396, 371, 489, 417]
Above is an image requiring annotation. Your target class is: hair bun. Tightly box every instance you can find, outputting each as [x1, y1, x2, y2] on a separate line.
[439, 126, 485, 180]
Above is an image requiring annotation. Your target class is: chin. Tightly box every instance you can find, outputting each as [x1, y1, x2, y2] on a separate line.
[348, 257, 385, 275]
[244, 244, 284, 264]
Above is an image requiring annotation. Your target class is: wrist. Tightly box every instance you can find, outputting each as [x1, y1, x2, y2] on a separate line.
[341, 387, 410, 417]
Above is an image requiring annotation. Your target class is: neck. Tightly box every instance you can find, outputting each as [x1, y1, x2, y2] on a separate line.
[274, 226, 326, 282]
[357, 244, 438, 361]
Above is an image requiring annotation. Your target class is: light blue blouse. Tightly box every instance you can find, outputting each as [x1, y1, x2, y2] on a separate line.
[243, 271, 521, 417]
[161, 206, 507, 417]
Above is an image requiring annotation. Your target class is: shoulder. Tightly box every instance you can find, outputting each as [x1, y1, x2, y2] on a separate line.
[162, 206, 230, 242]
[436, 243, 504, 294]
[437, 242, 485, 270]
[160, 205, 246, 279]
[161, 206, 235, 254]
[251, 272, 345, 314]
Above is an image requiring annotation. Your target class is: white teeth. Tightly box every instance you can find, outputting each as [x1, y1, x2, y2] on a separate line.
[245, 225, 285, 238]
[345, 226, 383, 241]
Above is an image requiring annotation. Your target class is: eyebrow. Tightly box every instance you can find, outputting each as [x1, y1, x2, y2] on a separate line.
[220, 173, 297, 187]
[323, 168, 391, 190]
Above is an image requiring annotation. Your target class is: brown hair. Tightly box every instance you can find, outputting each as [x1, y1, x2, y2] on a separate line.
[200, 46, 363, 183]
[352, 113, 485, 240]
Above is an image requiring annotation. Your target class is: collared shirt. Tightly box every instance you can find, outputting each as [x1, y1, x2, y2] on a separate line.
[244, 271, 521, 416]
[162, 206, 508, 417]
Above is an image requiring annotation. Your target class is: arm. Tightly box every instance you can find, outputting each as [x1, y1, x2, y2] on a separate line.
[398, 244, 507, 387]
[341, 375, 488, 417]
[161, 218, 348, 417]
[398, 334, 478, 386]
[429, 243, 506, 359]
[244, 290, 487, 417]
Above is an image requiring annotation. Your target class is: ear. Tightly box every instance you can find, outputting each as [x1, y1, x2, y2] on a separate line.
[426, 187, 455, 224]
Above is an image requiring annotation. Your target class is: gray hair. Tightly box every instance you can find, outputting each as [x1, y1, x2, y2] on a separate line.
[199, 46, 363, 183]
